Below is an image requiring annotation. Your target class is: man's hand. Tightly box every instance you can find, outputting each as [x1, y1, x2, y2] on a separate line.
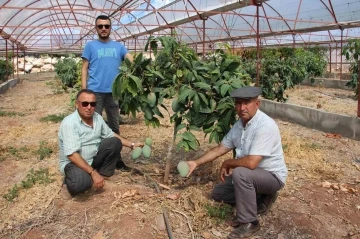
[91, 170, 105, 188]
[133, 142, 144, 148]
[220, 160, 232, 182]
[186, 161, 198, 177]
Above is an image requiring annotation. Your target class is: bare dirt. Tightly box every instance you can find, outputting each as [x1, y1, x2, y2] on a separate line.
[0, 75, 359, 239]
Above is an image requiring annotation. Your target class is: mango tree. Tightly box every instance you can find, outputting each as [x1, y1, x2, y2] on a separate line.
[112, 36, 252, 183]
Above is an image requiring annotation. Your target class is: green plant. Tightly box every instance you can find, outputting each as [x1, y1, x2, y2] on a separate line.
[34, 141, 53, 160]
[112, 35, 251, 182]
[40, 113, 67, 123]
[0, 109, 25, 117]
[241, 47, 327, 102]
[2, 168, 55, 202]
[54, 57, 79, 87]
[342, 39, 360, 96]
[205, 203, 234, 220]
[0, 58, 14, 83]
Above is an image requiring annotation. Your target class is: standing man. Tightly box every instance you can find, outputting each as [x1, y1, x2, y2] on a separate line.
[58, 89, 143, 198]
[81, 15, 132, 135]
[82, 15, 133, 169]
[186, 86, 288, 239]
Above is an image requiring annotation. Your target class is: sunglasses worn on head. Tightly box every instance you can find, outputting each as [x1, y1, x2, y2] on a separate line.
[78, 101, 97, 107]
[97, 24, 110, 29]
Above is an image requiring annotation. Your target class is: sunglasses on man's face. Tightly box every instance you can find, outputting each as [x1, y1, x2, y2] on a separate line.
[97, 24, 110, 29]
[78, 101, 97, 107]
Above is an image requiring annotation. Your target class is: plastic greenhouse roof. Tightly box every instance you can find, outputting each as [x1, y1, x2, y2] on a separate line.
[1, 0, 360, 54]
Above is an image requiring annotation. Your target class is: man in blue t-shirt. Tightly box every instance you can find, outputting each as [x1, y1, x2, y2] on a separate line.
[81, 15, 133, 170]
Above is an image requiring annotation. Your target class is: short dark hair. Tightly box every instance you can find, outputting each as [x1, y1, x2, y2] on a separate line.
[96, 15, 111, 25]
[76, 89, 95, 100]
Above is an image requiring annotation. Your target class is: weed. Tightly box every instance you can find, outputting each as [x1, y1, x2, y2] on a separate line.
[40, 113, 66, 123]
[0, 110, 25, 117]
[2, 168, 55, 202]
[34, 141, 53, 160]
[303, 142, 322, 150]
[0, 145, 29, 161]
[205, 203, 233, 220]
[3, 185, 19, 202]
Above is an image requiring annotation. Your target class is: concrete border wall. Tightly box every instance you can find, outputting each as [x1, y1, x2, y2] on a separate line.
[302, 78, 351, 90]
[260, 99, 360, 141]
[0, 78, 20, 94]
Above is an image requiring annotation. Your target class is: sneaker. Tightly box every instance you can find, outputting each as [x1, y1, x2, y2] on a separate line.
[226, 216, 241, 228]
[257, 191, 279, 215]
[227, 222, 260, 239]
[115, 159, 131, 172]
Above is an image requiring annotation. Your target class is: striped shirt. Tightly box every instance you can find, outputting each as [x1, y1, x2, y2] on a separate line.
[221, 110, 288, 184]
[58, 110, 114, 174]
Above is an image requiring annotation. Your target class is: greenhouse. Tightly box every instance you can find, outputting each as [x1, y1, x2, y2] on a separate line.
[1, 1, 360, 239]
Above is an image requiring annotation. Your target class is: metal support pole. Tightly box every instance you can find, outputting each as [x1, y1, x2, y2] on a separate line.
[5, 39, 8, 81]
[340, 29, 343, 80]
[134, 37, 137, 54]
[358, 58, 360, 117]
[256, 4, 260, 86]
[16, 45, 19, 79]
[203, 19, 206, 60]
[329, 46, 332, 74]
[12, 43, 15, 79]
[23, 50, 26, 73]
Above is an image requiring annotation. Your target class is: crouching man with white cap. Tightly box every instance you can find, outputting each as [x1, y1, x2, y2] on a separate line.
[186, 86, 288, 239]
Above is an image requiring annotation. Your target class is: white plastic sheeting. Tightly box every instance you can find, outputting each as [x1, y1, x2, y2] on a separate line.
[1, 0, 360, 54]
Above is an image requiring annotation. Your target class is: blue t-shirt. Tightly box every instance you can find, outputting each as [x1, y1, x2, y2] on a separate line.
[82, 40, 128, 93]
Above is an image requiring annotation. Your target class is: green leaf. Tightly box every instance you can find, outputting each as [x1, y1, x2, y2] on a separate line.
[189, 125, 201, 131]
[182, 131, 196, 141]
[177, 87, 193, 103]
[193, 93, 200, 112]
[176, 123, 186, 133]
[193, 82, 212, 91]
[220, 84, 231, 97]
[187, 139, 199, 150]
[198, 92, 209, 105]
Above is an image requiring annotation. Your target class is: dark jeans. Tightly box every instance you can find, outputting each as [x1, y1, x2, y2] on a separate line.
[94, 92, 120, 134]
[64, 137, 122, 196]
[211, 167, 283, 223]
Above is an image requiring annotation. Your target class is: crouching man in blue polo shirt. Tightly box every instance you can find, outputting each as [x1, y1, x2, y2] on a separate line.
[58, 89, 143, 199]
[187, 86, 288, 239]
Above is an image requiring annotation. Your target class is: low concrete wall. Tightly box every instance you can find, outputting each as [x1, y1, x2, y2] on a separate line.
[0, 78, 20, 94]
[302, 78, 351, 90]
[18, 71, 56, 80]
[260, 99, 360, 141]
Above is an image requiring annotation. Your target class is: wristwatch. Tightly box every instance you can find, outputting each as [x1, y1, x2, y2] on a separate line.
[131, 142, 135, 149]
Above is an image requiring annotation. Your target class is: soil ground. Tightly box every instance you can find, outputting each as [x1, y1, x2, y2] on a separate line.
[0, 75, 359, 239]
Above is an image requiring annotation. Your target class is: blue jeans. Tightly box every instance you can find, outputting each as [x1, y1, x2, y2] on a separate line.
[94, 93, 120, 134]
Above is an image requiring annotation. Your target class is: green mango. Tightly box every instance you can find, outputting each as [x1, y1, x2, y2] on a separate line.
[177, 161, 189, 177]
[171, 98, 179, 112]
[131, 147, 142, 160]
[147, 92, 156, 107]
[142, 145, 151, 158]
[144, 107, 153, 120]
[145, 137, 152, 146]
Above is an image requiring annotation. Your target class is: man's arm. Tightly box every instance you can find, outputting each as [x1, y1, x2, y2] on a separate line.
[67, 152, 105, 188]
[81, 58, 89, 89]
[187, 144, 232, 176]
[113, 133, 143, 149]
[124, 53, 133, 63]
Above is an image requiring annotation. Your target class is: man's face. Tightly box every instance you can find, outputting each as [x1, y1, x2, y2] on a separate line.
[76, 93, 97, 120]
[234, 97, 260, 123]
[96, 19, 111, 40]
